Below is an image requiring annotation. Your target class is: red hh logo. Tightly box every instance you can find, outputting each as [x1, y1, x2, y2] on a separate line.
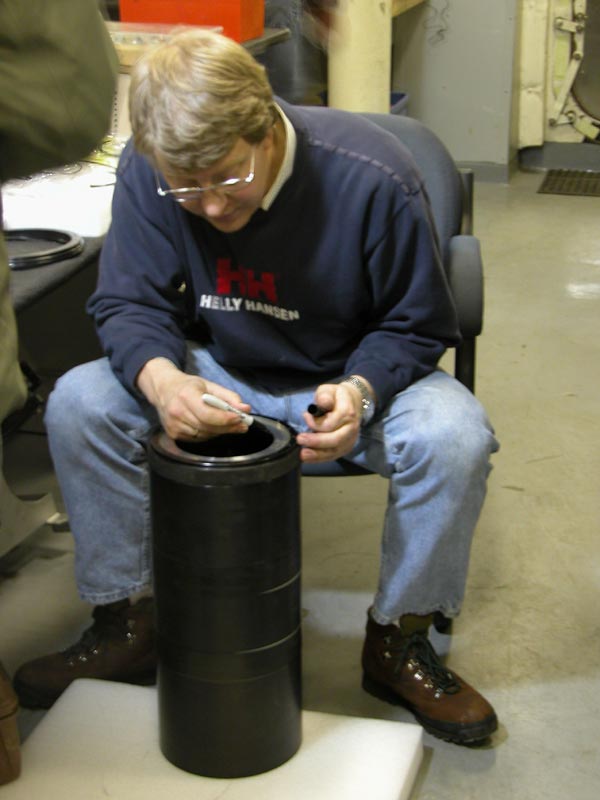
[216, 258, 278, 304]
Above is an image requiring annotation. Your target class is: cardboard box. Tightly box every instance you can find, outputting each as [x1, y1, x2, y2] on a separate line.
[119, 1, 265, 43]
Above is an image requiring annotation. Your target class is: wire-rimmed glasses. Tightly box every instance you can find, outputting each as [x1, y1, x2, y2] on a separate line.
[155, 148, 256, 203]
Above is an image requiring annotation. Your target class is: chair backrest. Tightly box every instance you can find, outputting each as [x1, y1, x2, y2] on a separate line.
[302, 114, 480, 477]
[361, 113, 464, 264]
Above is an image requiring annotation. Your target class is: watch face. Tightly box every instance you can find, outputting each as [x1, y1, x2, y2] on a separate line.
[361, 401, 374, 425]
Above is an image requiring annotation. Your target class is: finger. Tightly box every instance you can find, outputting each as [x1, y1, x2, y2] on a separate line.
[303, 410, 328, 430]
[297, 427, 350, 449]
[299, 446, 337, 463]
[201, 381, 251, 411]
[297, 435, 340, 460]
[174, 419, 206, 441]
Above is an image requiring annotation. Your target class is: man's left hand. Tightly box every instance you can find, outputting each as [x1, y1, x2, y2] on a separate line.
[296, 379, 370, 463]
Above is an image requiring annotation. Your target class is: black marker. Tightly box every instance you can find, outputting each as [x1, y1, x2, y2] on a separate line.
[307, 403, 327, 417]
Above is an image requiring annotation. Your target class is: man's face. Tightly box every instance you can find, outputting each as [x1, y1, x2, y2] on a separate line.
[155, 133, 274, 234]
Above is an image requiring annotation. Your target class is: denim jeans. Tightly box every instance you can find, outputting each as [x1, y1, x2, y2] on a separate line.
[45, 346, 498, 624]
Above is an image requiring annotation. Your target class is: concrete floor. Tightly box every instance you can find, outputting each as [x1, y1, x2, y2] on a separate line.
[1, 169, 599, 798]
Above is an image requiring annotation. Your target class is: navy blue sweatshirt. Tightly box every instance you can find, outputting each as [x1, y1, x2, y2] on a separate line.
[88, 101, 460, 411]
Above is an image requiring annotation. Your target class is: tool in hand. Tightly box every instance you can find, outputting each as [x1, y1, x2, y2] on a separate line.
[202, 393, 254, 426]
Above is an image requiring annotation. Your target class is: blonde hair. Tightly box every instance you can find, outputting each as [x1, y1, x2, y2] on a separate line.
[129, 29, 277, 173]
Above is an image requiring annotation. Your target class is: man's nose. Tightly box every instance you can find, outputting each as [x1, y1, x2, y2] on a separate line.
[199, 189, 229, 217]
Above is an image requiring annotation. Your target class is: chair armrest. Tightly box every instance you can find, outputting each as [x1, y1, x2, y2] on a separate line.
[447, 235, 484, 338]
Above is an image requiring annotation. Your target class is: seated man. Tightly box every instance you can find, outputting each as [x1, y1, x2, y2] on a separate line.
[15, 29, 499, 745]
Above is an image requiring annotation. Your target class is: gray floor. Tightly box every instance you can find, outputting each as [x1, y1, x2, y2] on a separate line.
[1, 169, 599, 798]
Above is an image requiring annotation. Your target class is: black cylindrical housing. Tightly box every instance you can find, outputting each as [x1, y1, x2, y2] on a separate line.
[148, 417, 302, 778]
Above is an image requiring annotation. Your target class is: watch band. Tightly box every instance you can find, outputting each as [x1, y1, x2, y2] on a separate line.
[341, 375, 375, 425]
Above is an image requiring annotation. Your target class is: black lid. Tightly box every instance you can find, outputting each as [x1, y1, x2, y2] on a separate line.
[6, 228, 84, 270]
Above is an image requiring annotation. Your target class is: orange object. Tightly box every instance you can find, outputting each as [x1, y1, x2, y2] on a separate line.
[119, 1, 265, 43]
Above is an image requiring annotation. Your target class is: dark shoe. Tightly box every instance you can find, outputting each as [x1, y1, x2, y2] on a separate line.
[361, 614, 498, 745]
[14, 598, 157, 710]
[0, 661, 21, 784]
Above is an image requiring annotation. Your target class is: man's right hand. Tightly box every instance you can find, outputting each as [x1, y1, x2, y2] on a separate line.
[135, 357, 251, 441]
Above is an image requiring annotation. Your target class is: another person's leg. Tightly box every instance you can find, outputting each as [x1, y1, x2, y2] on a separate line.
[0, 438, 21, 783]
[349, 370, 500, 744]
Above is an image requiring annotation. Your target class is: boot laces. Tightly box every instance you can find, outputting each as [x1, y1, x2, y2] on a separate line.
[62, 627, 102, 661]
[61, 602, 133, 662]
[384, 631, 460, 695]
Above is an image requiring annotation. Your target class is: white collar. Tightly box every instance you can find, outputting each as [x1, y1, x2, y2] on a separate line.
[261, 104, 296, 211]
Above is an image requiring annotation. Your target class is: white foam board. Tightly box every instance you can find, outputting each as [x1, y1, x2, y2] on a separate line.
[5, 679, 422, 800]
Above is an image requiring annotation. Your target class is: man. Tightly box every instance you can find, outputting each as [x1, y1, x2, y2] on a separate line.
[14, 29, 499, 745]
[1, 0, 117, 783]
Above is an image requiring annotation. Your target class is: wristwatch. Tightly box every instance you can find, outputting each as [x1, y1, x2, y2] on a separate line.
[341, 375, 375, 425]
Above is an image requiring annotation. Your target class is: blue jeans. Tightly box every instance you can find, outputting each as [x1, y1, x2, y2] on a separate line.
[45, 346, 498, 624]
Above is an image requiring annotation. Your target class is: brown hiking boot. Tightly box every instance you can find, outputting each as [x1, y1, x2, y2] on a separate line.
[14, 598, 157, 710]
[361, 613, 498, 745]
[0, 661, 21, 784]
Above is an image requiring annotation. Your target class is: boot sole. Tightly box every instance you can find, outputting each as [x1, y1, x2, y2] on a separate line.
[15, 669, 157, 711]
[362, 672, 497, 746]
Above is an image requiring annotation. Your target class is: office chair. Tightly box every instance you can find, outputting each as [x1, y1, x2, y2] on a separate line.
[302, 112, 483, 480]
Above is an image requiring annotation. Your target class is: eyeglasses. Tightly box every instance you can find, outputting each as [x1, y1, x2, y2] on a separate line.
[155, 148, 256, 203]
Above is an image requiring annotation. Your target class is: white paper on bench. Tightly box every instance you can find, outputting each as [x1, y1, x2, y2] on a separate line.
[2, 164, 114, 237]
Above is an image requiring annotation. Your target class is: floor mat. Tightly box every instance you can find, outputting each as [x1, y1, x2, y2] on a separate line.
[538, 169, 600, 196]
